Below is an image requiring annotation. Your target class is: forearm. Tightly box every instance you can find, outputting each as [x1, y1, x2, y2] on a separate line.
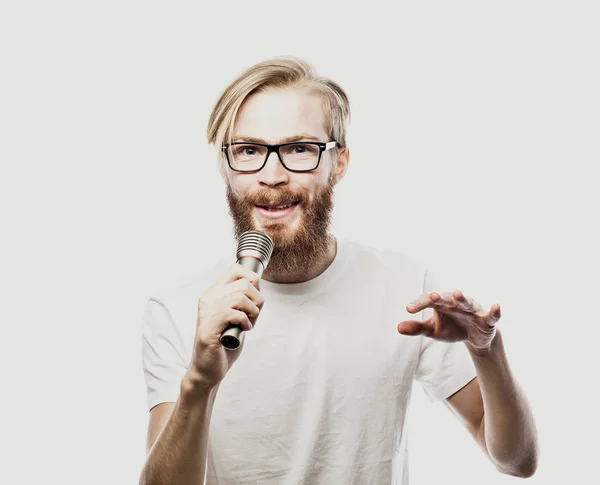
[468, 330, 538, 477]
[140, 377, 219, 485]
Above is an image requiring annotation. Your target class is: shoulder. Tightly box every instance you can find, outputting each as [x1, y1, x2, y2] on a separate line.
[141, 257, 230, 345]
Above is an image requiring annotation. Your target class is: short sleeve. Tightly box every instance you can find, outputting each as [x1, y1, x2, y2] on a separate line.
[414, 268, 477, 402]
[141, 297, 188, 411]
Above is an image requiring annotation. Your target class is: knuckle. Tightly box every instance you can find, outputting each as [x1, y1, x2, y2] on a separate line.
[214, 309, 228, 323]
[221, 310, 235, 325]
[234, 310, 247, 324]
[246, 273, 259, 285]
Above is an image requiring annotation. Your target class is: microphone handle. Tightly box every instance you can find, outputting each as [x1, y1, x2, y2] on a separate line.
[220, 256, 265, 350]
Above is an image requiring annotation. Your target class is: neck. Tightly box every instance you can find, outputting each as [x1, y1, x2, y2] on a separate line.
[262, 234, 337, 284]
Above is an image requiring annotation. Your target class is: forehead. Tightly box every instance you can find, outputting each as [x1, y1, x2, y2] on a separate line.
[233, 88, 328, 142]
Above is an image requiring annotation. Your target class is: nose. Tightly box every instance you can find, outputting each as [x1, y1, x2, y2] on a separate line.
[257, 151, 289, 187]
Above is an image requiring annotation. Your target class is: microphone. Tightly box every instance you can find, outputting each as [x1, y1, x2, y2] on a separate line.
[220, 230, 274, 350]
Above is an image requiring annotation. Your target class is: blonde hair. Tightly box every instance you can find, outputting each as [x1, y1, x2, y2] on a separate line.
[206, 56, 351, 163]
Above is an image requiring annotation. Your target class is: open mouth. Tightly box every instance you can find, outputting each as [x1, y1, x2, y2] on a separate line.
[255, 201, 300, 212]
[254, 200, 301, 219]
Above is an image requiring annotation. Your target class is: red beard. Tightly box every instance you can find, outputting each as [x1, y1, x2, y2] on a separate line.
[226, 172, 336, 278]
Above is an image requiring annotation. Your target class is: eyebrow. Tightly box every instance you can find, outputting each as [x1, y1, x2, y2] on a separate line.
[232, 133, 321, 144]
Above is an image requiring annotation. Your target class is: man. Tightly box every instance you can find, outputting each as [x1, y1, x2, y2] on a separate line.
[139, 57, 538, 485]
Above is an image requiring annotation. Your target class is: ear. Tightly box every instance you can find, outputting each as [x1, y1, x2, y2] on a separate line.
[332, 147, 350, 183]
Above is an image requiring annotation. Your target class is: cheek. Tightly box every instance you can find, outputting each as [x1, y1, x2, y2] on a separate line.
[307, 178, 329, 195]
[229, 176, 255, 197]
[296, 172, 330, 195]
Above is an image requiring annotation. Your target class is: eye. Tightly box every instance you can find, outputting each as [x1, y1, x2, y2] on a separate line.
[232, 144, 263, 157]
[282, 143, 319, 157]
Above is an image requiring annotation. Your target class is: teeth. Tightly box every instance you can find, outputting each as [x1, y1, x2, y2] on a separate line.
[263, 203, 294, 211]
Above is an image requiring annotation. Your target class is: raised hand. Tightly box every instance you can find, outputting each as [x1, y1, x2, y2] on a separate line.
[397, 290, 501, 353]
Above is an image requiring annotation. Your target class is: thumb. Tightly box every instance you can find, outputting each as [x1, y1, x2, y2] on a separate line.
[397, 320, 435, 337]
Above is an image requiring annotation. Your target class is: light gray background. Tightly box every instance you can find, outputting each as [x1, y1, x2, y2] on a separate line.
[1, 1, 598, 483]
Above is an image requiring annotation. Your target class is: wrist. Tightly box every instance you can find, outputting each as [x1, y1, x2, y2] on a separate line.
[466, 329, 502, 358]
[180, 370, 220, 405]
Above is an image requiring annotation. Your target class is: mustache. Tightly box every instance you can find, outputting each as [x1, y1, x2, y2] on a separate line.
[238, 188, 309, 206]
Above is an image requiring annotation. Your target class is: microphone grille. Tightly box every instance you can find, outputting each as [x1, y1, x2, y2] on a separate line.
[236, 230, 274, 269]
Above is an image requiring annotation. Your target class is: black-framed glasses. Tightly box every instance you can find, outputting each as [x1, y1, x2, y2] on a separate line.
[222, 140, 338, 173]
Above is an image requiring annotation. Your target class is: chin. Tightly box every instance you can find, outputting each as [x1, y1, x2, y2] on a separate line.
[258, 220, 302, 245]
[254, 214, 301, 230]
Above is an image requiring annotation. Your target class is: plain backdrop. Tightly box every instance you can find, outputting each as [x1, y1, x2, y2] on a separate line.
[1, 1, 598, 484]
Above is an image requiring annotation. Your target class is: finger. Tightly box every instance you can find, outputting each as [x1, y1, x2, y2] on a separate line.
[223, 308, 253, 332]
[219, 263, 260, 289]
[453, 290, 476, 312]
[432, 291, 459, 310]
[228, 292, 260, 325]
[486, 304, 502, 326]
[406, 293, 436, 313]
[397, 319, 435, 338]
[407, 291, 460, 313]
[229, 278, 265, 309]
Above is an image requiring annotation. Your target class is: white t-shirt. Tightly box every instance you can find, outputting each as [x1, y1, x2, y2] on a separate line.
[141, 238, 477, 485]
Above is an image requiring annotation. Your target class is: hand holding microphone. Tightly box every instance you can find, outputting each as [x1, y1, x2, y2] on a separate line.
[220, 230, 273, 349]
[185, 231, 273, 391]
